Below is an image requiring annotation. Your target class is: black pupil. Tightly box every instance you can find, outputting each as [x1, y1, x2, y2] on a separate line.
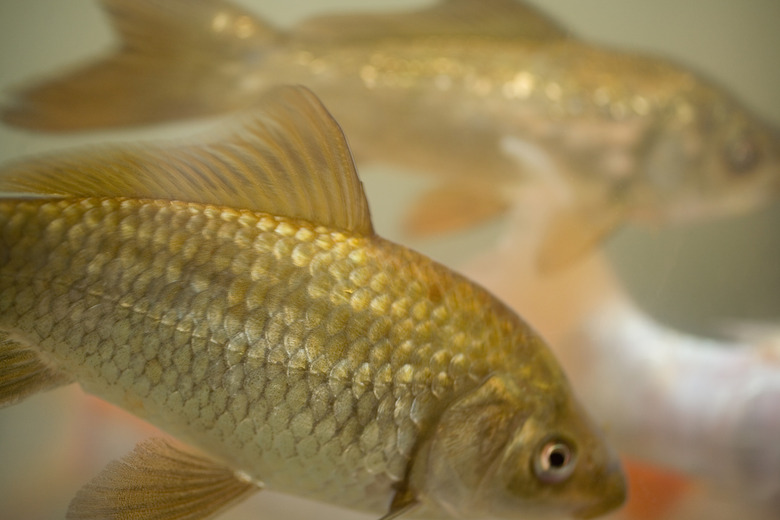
[549, 447, 567, 468]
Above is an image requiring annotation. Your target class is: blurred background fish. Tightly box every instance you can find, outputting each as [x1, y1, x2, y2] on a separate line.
[1, 1, 779, 520]
[1, 0, 779, 269]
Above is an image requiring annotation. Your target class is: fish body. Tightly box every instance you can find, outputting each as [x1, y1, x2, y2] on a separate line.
[0, 87, 625, 519]
[3, 0, 779, 268]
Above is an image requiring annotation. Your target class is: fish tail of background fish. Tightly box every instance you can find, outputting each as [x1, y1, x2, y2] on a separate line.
[1, 0, 569, 133]
[1, 0, 281, 131]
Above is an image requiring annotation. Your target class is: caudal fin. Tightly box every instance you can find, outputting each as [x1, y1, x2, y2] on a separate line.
[2, 0, 279, 132]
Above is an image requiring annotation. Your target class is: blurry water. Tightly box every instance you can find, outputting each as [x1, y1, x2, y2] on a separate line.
[0, 2, 778, 520]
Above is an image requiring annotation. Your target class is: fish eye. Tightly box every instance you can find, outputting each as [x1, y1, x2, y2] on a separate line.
[533, 438, 576, 484]
[724, 135, 761, 175]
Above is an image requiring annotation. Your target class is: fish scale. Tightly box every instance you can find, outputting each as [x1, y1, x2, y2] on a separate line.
[0, 86, 624, 519]
[0, 195, 516, 511]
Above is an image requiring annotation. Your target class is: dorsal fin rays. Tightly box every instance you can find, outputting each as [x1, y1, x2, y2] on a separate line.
[294, 0, 568, 44]
[101, 0, 278, 53]
[0, 86, 374, 235]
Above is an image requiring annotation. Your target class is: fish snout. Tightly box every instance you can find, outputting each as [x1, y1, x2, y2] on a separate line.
[573, 453, 627, 519]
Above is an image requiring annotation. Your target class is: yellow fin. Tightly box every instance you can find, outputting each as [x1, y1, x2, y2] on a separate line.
[0, 332, 71, 408]
[403, 183, 508, 237]
[537, 202, 626, 274]
[67, 437, 260, 520]
[0, 86, 374, 235]
[295, 0, 568, 43]
[2, 0, 278, 131]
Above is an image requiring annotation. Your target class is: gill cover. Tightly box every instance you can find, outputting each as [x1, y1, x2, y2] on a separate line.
[418, 375, 523, 515]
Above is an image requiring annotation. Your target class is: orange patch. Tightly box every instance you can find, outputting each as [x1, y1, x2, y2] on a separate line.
[622, 457, 694, 520]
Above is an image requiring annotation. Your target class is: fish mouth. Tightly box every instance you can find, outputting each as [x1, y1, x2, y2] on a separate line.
[573, 457, 628, 519]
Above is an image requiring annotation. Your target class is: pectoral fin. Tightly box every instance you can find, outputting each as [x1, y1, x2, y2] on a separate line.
[378, 489, 420, 520]
[537, 202, 626, 273]
[403, 183, 508, 237]
[0, 332, 71, 408]
[67, 437, 260, 520]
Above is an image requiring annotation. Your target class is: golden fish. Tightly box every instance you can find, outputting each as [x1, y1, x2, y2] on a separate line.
[2, 0, 779, 269]
[0, 87, 625, 519]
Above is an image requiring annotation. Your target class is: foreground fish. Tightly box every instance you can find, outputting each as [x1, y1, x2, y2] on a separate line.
[458, 185, 780, 519]
[2, 0, 779, 269]
[0, 87, 625, 519]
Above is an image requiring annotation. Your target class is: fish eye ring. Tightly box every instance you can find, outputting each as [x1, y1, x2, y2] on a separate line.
[533, 438, 576, 484]
[724, 135, 761, 175]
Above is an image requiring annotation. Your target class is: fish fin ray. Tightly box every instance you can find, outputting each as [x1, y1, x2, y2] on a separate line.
[379, 490, 421, 520]
[295, 0, 568, 43]
[0, 86, 373, 234]
[67, 437, 260, 520]
[99, 0, 277, 53]
[402, 183, 508, 237]
[0, 331, 72, 408]
[537, 202, 626, 273]
[2, 0, 278, 131]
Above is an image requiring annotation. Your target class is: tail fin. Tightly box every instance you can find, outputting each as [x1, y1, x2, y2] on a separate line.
[2, 0, 279, 132]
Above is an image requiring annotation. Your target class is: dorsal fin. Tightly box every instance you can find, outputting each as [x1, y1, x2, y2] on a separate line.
[294, 0, 568, 44]
[102, 0, 278, 53]
[0, 86, 374, 235]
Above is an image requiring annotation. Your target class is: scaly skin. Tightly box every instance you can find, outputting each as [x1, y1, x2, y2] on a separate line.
[0, 196, 559, 514]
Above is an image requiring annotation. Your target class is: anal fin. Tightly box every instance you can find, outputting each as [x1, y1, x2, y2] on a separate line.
[67, 437, 261, 520]
[0, 331, 71, 408]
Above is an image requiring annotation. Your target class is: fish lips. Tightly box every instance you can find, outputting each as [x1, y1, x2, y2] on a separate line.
[571, 454, 627, 519]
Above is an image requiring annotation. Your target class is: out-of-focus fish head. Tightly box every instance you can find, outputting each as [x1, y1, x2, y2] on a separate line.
[416, 345, 625, 519]
[640, 89, 780, 222]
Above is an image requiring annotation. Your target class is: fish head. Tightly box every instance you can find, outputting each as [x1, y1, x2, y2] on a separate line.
[639, 90, 780, 222]
[419, 363, 625, 518]
[491, 393, 627, 519]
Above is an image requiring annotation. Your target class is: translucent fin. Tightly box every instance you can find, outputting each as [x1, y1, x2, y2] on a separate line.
[402, 183, 508, 237]
[67, 438, 260, 520]
[379, 490, 420, 520]
[294, 0, 568, 43]
[1, 0, 278, 131]
[0, 86, 373, 235]
[537, 202, 626, 273]
[0, 331, 71, 408]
